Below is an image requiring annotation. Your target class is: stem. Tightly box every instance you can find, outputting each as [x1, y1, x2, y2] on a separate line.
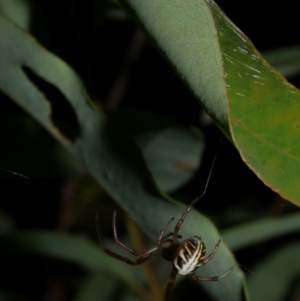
[125, 216, 164, 301]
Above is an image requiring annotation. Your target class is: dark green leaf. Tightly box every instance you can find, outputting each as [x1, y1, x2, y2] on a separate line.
[247, 242, 300, 301]
[110, 109, 205, 192]
[222, 212, 300, 251]
[0, 14, 246, 301]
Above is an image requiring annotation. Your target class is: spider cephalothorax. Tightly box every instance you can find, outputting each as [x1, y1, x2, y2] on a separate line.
[96, 196, 236, 301]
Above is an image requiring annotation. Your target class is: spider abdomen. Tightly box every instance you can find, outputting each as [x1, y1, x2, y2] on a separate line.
[173, 236, 206, 275]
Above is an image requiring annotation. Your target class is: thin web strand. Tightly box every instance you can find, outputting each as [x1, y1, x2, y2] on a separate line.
[202, 138, 222, 196]
[0, 167, 145, 226]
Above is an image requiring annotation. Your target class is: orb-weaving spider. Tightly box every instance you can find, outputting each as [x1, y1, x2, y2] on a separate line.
[95, 195, 236, 301]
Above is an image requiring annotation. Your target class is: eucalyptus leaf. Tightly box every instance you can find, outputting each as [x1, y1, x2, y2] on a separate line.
[118, 0, 300, 205]
[247, 242, 300, 301]
[222, 212, 300, 251]
[262, 45, 300, 78]
[0, 0, 31, 29]
[109, 109, 205, 193]
[73, 273, 118, 301]
[0, 230, 137, 289]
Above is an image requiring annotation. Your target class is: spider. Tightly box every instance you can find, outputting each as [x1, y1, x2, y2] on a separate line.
[95, 195, 236, 301]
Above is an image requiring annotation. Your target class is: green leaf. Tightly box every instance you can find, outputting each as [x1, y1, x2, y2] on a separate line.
[110, 109, 205, 192]
[0, 115, 84, 178]
[117, 0, 300, 205]
[247, 242, 300, 301]
[215, 4, 300, 206]
[0, 0, 31, 29]
[262, 45, 300, 78]
[222, 212, 300, 251]
[0, 230, 137, 289]
[0, 14, 246, 301]
[73, 273, 118, 301]
[118, 0, 229, 130]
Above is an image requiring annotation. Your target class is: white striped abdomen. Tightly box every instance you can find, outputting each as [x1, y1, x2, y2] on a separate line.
[173, 236, 206, 275]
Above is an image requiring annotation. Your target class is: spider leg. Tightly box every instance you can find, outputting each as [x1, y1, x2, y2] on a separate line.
[173, 195, 204, 243]
[157, 217, 174, 245]
[112, 210, 154, 256]
[95, 211, 157, 265]
[191, 263, 237, 281]
[162, 233, 182, 241]
[164, 267, 178, 301]
[112, 211, 174, 253]
[201, 239, 221, 265]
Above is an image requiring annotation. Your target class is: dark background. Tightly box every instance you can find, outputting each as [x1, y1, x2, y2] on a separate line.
[0, 1, 299, 300]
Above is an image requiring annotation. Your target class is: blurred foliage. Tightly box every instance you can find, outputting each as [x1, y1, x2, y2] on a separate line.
[0, 1, 300, 301]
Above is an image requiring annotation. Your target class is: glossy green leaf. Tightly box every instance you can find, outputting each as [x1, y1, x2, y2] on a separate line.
[247, 242, 300, 301]
[0, 14, 246, 301]
[215, 4, 300, 206]
[222, 212, 300, 251]
[118, 0, 300, 205]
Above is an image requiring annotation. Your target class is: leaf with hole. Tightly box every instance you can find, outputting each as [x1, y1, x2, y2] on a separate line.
[0, 13, 247, 301]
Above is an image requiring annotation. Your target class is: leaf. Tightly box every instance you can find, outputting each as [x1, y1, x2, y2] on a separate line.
[0, 230, 137, 289]
[73, 273, 118, 301]
[262, 45, 300, 78]
[109, 109, 205, 193]
[117, 0, 300, 205]
[0, 14, 246, 301]
[247, 242, 300, 301]
[0, 0, 31, 29]
[0, 115, 84, 178]
[222, 212, 300, 251]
